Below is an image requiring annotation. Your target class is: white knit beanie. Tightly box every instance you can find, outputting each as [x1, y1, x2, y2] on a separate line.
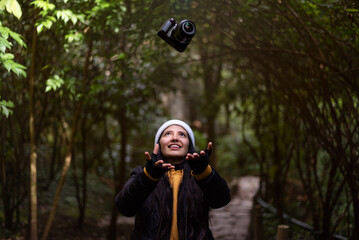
[154, 119, 195, 149]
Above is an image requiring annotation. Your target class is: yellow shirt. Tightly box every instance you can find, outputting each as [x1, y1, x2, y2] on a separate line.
[143, 165, 212, 239]
[167, 169, 184, 240]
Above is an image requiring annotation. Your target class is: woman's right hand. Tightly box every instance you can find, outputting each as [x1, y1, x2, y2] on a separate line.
[144, 144, 174, 179]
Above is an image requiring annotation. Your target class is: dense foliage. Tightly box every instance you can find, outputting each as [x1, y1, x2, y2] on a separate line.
[1, 0, 358, 239]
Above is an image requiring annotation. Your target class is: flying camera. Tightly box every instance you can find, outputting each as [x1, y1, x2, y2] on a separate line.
[157, 18, 196, 53]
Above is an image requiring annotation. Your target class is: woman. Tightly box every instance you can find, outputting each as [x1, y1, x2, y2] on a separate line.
[115, 119, 231, 240]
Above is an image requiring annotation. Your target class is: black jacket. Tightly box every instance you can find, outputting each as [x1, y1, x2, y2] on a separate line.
[115, 162, 230, 240]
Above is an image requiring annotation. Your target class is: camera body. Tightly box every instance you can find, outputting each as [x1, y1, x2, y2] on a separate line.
[157, 18, 196, 52]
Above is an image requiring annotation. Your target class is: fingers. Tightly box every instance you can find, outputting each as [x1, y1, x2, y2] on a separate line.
[144, 152, 151, 161]
[163, 163, 175, 170]
[207, 142, 213, 151]
[200, 142, 213, 156]
[144, 157, 173, 169]
[186, 142, 213, 159]
[154, 160, 174, 169]
[153, 143, 159, 155]
[144, 144, 160, 161]
[186, 153, 200, 160]
[154, 160, 164, 167]
[196, 142, 213, 157]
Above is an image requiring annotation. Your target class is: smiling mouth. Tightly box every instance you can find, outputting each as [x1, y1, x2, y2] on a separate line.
[168, 144, 181, 149]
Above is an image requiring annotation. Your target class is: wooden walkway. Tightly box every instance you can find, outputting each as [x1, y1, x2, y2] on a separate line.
[209, 176, 260, 240]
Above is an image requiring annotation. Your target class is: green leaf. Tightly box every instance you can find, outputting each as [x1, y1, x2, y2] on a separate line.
[89, 83, 105, 95]
[36, 24, 44, 33]
[3, 59, 12, 71]
[345, 8, 359, 13]
[2, 59, 27, 77]
[4, 0, 22, 19]
[46, 74, 65, 92]
[0, 25, 10, 39]
[0, 53, 14, 60]
[11, 63, 26, 76]
[56, 9, 71, 23]
[8, 30, 26, 47]
[35, 15, 56, 33]
[0, 37, 12, 52]
[45, 85, 52, 92]
[30, 0, 55, 11]
[1, 105, 10, 117]
[75, 93, 82, 101]
[55, 9, 84, 25]
[0, 0, 6, 9]
[0, 99, 14, 118]
[118, 52, 126, 60]
[65, 31, 83, 43]
[43, 19, 53, 28]
[0, 25, 26, 49]
[0, 99, 14, 108]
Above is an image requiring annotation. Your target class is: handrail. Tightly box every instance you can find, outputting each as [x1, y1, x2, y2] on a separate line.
[255, 196, 348, 240]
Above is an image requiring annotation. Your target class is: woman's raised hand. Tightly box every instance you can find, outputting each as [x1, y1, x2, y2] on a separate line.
[186, 142, 212, 175]
[144, 144, 174, 179]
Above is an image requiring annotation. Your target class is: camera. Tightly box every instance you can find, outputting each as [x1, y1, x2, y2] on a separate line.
[157, 18, 196, 53]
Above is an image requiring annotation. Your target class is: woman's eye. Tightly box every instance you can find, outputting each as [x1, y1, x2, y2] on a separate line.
[179, 132, 186, 137]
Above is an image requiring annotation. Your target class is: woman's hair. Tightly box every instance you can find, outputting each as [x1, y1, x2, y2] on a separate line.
[153, 164, 209, 239]
[152, 137, 210, 239]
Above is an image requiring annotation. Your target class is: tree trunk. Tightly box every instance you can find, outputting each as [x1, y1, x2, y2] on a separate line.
[0, 116, 14, 232]
[29, 13, 38, 240]
[1, 82, 27, 234]
[79, 118, 88, 229]
[206, 116, 217, 168]
[199, 43, 222, 168]
[352, 194, 359, 240]
[347, 172, 359, 240]
[40, 40, 92, 240]
[73, 112, 89, 230]
[107, 106, 128, 240]
[40, 110, 80, 240]
[44, 124, 59, 190]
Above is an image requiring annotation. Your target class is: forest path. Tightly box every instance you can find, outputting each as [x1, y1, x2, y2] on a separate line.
[209, 176, 260, 240]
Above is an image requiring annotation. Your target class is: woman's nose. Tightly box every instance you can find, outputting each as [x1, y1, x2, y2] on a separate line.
[171, 134, 179, 141]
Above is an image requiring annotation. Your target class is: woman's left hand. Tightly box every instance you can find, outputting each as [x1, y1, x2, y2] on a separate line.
[186, 142, 213, 174]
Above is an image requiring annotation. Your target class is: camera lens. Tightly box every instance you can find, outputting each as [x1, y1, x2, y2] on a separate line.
[183, 22, 194, 34]
[181, 21, 195, 36]
[172, 19, 196, 45]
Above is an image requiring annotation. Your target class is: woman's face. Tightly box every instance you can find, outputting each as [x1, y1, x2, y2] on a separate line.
[159, 125, 190, 160]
